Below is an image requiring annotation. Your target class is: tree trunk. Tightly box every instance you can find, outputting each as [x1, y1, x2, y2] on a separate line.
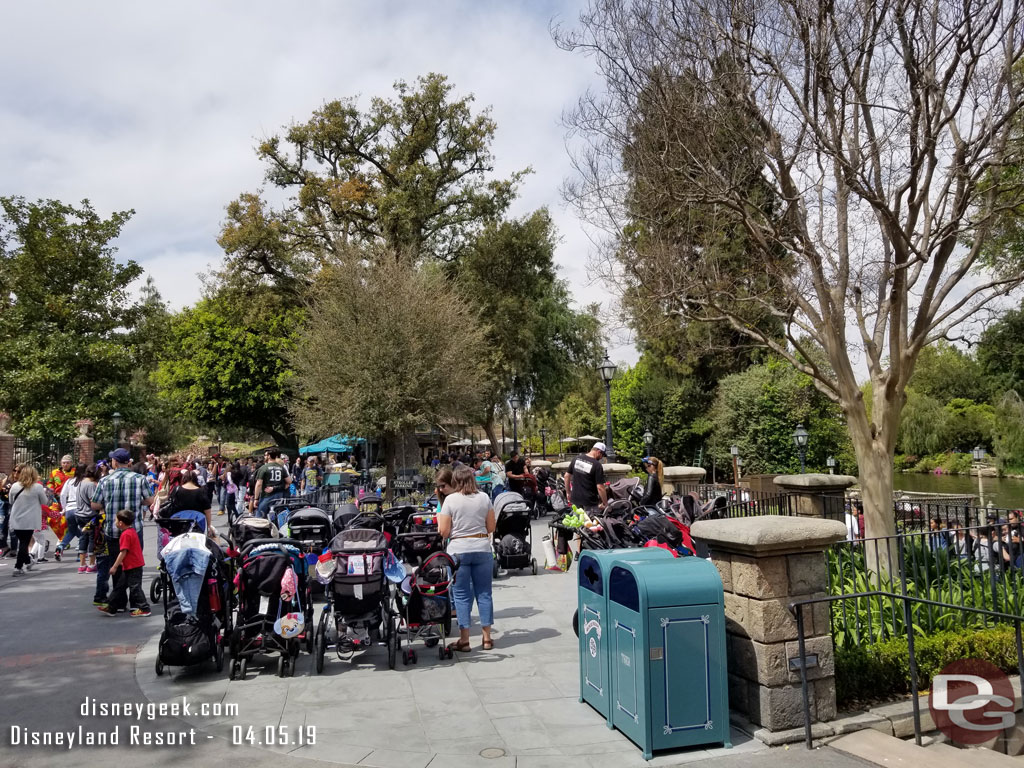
[483, 407, 499, 458]
[384, 432, 396, 503]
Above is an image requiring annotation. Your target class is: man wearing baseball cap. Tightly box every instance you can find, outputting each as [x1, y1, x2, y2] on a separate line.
[90, 448, 155, 608]
[563, 442, 609, 514]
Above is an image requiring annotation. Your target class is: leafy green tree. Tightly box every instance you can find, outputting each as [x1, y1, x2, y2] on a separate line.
[0, 197, 141, 437]
[288, 252, 487, 496]
[220, 73, 527, 276]
[708, 359, 855, 476]
[994, 391, 1024, 472]
[942, 399, 996, 453]
[155, 292, 300, 447]
[908, 343, 989, 405]
[451, 209, 602, 446]
[978, 305, 1024, 398]
[896, 390, 948, 457]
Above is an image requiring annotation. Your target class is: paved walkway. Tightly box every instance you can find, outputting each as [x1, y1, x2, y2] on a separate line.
[2, 516, 873, 768]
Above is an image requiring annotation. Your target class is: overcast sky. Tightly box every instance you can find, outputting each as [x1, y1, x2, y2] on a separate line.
[0, 0, 638, 363]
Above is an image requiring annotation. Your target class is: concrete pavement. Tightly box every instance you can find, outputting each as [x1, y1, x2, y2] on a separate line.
[0, 516, 875, 768]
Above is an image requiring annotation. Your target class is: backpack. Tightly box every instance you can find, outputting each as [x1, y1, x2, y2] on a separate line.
[158, 610, 212, 667]
[634, 514, 683, 550]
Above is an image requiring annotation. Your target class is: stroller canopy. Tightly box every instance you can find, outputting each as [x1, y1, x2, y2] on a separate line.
[330, 528, 390, 554]
[493, 491, 530, 518]
[170, 510, 208, 533]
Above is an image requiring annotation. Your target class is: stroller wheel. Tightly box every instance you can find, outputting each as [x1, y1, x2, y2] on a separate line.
[531, 558, 538, 575]
[149, 577, 162, 605]
[438, 645, 446, 661]
[239, 658, 248, 679]
[492, 558, 500, 579]
[314, 625, 326, 674]
[572, 609, 579, 638]
[215, 642, 225, 673]
[410, 649, 417, 664]
[402, 649, 410, 666]
[229, 662, 237, 681]
[278, 656, 286, 678]
[446, 647, 454, 660]
[155, 658, 164, 677]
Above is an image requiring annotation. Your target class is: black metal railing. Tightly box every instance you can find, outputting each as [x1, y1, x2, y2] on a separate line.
[677, 483, 795, 518]
[12, 437, 77, 477]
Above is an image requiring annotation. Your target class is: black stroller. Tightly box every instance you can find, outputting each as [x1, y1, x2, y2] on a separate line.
[154, 532, 231, 677]
[283, 506, 333, 554]
[394, 550, 457, 665]
[390, 505, 443, 566]
[151, 510, 208, 604]
[314, 528, 396, 672]
[492, 491, 537, 576]
[229, 538, 309, 679]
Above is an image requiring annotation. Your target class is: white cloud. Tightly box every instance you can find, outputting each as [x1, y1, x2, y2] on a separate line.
[1, 0, 637, 364]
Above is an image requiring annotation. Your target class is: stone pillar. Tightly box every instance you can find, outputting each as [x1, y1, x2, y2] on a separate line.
[602, 462, 633, 485]
[0, 412, 13, 477]
[74, 419, 95, 467]
[773, 474, 857, 517]
[662, 466, 707, 495]
[691, 516, 847, 733]
[531, 460, 552, 471]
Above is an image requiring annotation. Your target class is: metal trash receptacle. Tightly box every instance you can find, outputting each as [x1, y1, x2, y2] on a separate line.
[607, 556, 730, 759]
[577, 548, 673, 725]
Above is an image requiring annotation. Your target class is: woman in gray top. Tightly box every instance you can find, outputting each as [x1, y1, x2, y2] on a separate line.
[9, 465, 48, 576]
[438, 465, 496, 651]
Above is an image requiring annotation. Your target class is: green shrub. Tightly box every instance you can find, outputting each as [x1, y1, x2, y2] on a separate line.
[835, 625, 1019, 707]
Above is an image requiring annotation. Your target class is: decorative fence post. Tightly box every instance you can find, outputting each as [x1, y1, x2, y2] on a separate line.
[773, 474, 857, 518]
[74, 419, 95, 467]
[0, 412, 13, 477]
[691, 516, 847, 735]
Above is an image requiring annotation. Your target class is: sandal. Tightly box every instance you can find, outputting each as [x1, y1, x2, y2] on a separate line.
[447, 640, 472, 653]
[481, 639, 494, 650]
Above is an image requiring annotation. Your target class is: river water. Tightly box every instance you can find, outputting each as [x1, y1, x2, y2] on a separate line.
[893, 472, 1024, 510]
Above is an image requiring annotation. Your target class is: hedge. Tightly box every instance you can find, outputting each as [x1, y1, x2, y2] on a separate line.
[835, 625, 1020, 708]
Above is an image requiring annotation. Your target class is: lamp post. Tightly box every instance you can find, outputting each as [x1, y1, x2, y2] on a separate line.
[643, 429, 654, 455]
[792, 424, 809, 473]
[827, 456, 836, 475]
[973, 445, 986, 510]
[112, 412, 121, 447]
[598, 351, 618, 460]
[509, 395, 522, 454]
[730, 444, 740, 487]
[539, 427, 548, 461]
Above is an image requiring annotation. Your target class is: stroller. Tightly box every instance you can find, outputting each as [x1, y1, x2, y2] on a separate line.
[282, 506, 333, 554]
[391, 505, 443, 566]
[492, 492, 537, 576]
[151, 510, 208, 604]
[229, 514, 279, 550]
[229, 538, 309, 679]
[154, 532, 231, 677]
[394, 550, 457, 665]
[313, 528, 396, 672]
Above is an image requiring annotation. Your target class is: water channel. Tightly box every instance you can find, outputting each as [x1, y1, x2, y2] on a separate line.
[893, 472, 1024, 510]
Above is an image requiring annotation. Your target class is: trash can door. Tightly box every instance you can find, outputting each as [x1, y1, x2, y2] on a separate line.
[581, 604, 605, 699]
[612, 614, 642, 742]
[647, 604, 728, 748]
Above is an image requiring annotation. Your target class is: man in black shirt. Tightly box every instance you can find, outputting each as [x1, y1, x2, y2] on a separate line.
[564, 442, 609, 512]
[504, 450, 527, 494]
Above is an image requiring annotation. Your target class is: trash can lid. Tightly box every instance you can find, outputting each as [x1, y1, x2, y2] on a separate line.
[613, 556, 723, 609]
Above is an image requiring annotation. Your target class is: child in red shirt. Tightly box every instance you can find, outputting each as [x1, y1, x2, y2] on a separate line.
[97, 509, 150, 617]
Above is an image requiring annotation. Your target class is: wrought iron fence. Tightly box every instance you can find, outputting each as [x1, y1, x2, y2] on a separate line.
[12, 437, 77, 478]
[677, 483, 795, 517]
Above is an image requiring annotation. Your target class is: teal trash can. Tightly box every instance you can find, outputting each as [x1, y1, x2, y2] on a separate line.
[578, 548, 673, 725]
[607, 557, 730, 760]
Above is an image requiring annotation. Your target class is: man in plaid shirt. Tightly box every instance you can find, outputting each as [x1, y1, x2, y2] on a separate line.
[90, 448, 155, 608]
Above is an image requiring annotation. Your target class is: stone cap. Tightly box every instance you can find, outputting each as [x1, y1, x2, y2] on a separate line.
[530, 460, 552, 469]
[773, 473, 857, 492]
[551, 461, 570, 473]
[663, 466, 707, 481]
[603, 463, 633, 474]
[691, 515, 848, 556]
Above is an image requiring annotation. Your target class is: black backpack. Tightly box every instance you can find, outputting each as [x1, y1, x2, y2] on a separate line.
[634, 514, 683, 550]
[158, 610, 213, 667]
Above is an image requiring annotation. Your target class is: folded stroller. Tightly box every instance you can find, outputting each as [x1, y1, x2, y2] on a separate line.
[229, 538, 308, 679]
[492, 492, 537, 576]
[155, 533, 231, 676]
[313, 528, 396, 673]
[394, 550, 456, 664]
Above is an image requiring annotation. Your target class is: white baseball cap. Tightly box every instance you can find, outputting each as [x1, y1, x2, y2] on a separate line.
[592, 442, 607, 454]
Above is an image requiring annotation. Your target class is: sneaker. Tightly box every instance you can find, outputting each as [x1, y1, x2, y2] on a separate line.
[86, 565, 97, 573]
[92, 600, 108, 607]
[130, 608, 152, 617]
[54, 548, 62, 562]
[96, 605, 116, 616]
[77, 566, 87, 573]
[12, 568, 23, 577]
[25, 561, 33, 571]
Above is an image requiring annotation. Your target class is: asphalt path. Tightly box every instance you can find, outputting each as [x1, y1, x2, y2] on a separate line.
[0, 522, 334, 768]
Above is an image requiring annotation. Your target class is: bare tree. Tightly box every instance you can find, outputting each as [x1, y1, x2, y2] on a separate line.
[288, 250, 489, 497]
[558, 0, 1024, 551]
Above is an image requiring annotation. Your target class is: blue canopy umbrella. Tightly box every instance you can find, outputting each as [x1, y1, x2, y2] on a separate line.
[299, 434, 363, 455]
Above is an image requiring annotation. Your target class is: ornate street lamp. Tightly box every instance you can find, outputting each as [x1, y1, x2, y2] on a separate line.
[730, 444, 740, 487]
[509, 394, 522, 454]
[598, 351, 618, 460]
[112, 412, 121, 447]
[643, 429, 654, 453]
[827, 456, 836, 475]
[539, 427, 548, 461]
[792, 424, 809, 473]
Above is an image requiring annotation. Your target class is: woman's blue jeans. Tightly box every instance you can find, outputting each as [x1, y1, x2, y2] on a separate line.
[58, 513, 82, 551]
[451, 550, 494, 629]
